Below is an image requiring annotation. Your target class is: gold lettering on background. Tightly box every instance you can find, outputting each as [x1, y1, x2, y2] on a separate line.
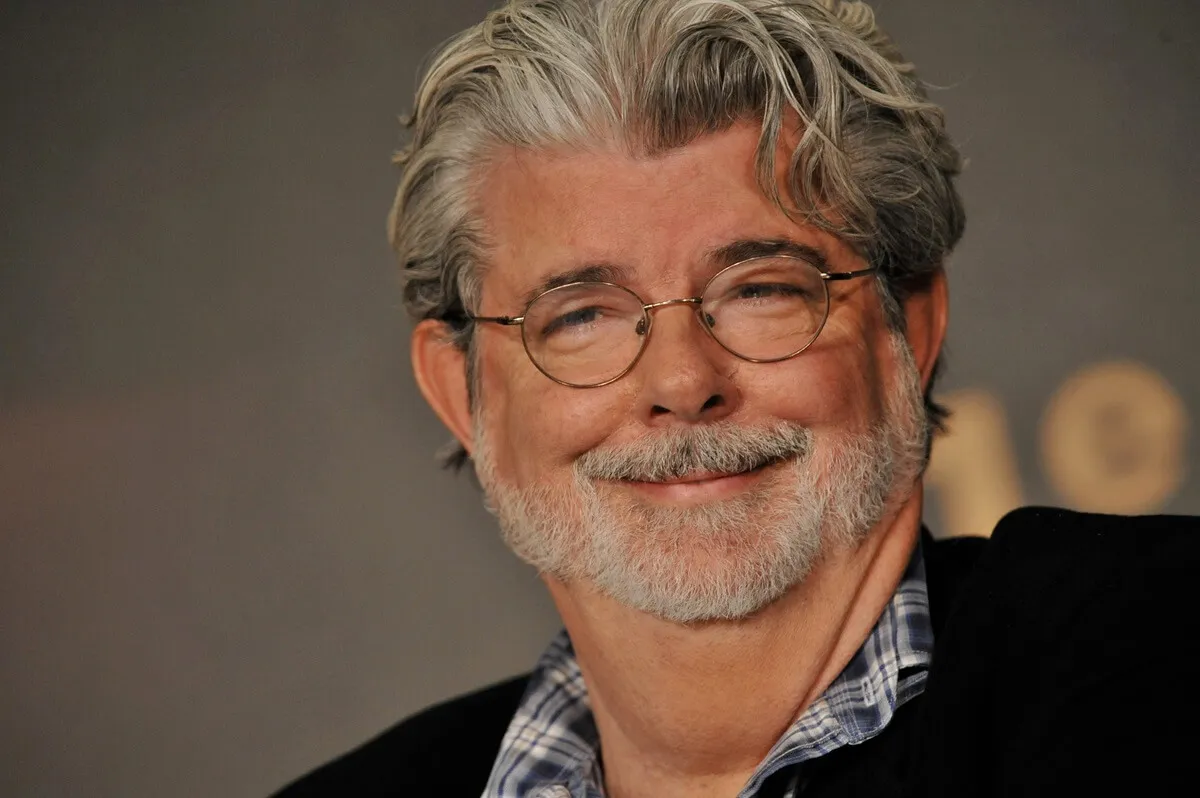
[927, 360, 1191, 537]
[1040, 360, 1188, 515]
[926, 390, 1025, 538]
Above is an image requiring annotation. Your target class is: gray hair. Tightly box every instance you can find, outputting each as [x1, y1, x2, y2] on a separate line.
[390, 0, 966, 469]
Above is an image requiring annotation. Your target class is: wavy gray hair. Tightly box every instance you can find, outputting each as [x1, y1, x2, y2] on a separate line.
[390, 0, 966, 469]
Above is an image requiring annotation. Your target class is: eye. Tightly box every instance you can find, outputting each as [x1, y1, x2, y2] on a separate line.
[525, 283, 643, 351]
[732, 282, 809, 301]
[541, 306, 603, 337]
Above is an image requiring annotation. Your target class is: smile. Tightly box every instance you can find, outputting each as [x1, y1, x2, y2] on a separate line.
[620, 458, 786, 504]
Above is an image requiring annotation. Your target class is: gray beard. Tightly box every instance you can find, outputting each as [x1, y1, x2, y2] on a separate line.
[473, 336, 929, 624]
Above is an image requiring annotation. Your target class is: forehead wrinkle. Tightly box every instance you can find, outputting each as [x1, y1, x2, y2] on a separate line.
[476, 135, 851, 312]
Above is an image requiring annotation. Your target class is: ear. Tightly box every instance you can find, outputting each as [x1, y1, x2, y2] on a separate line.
[411, 320, 475, 457]
[902, 268, 949, 391]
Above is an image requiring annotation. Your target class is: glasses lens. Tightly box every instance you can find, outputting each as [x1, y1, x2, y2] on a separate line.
[701, 256, 829, 361]
[521, 282, 647, 387]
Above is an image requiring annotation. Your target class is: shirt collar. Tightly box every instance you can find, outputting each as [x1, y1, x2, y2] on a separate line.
[485, 544, 933, 798]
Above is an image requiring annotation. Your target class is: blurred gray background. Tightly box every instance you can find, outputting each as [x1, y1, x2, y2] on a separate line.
[1, 1, 1196, 796]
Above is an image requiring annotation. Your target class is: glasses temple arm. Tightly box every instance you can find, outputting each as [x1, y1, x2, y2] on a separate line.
[467, 314, 525, 326]
[822, 266, 878, 281]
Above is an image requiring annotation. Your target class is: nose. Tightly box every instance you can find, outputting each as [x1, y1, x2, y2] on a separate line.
[632, 301, 740, 424]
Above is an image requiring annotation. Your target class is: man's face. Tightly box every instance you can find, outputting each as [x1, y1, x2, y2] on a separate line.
[466, 123, 929, 622]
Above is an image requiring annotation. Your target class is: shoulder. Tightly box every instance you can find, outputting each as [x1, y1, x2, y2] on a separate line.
[939, 505, 1199, 650]
[974, 505, 1198, 613]
[272, 674, 530, 797]
[919, 507, 1200, 789]
[987, 504, 1198, 561]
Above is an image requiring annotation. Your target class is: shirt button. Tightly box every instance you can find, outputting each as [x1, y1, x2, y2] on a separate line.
[534, 787, 572, 798]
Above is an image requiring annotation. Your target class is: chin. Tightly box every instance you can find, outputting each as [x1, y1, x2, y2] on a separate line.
[590, 553, 807, 624]
[582, 512, 826, 624]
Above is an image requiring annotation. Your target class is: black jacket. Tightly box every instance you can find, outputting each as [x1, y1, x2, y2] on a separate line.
[275, 507, 1200, 796]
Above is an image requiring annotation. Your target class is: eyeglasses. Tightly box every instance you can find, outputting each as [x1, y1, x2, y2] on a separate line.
[468, 255, 876, 388]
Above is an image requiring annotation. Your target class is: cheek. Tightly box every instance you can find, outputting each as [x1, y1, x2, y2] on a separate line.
[480, 345, 629, 485]
[749, 337, 886, 433]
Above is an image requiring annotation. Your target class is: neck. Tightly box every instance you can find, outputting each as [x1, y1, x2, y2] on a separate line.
[543, 490, 924, 798]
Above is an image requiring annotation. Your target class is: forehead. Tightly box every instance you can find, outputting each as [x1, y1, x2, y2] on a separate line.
[474, 122, 861, 300]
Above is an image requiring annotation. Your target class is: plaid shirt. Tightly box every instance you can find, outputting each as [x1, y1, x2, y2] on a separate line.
[483, 547, 934, 798]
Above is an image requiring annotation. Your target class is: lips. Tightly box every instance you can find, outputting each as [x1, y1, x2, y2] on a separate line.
[650, 470, 741, 485]
[626, 457, 783, 486]
[573, 423, 812, 486]
[624, 458, 782, 489]
[610, 458, 788, 505]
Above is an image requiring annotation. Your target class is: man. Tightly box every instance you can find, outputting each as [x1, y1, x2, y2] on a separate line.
[277, 0, 1198, 795]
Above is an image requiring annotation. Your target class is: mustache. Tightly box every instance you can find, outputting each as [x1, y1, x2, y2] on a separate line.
[574, 421, 813, 483]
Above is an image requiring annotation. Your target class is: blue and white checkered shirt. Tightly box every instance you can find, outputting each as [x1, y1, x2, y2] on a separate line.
[483, 547, 934, 798]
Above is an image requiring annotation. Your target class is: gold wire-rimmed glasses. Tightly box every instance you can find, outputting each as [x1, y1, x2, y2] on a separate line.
[468, 255, 876, 388]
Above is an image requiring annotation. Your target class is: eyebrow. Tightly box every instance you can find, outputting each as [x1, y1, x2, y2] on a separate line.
[709, 238, 833, 273]
[517, 263, 630, 311]
[515, 238, 832, 310]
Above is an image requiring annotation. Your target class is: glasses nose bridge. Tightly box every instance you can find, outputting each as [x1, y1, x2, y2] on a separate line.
[637, 295, 708, 341]
[642, 295, 704, 315]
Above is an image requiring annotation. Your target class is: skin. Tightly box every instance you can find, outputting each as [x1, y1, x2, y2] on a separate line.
[412, 121, 948, 798]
